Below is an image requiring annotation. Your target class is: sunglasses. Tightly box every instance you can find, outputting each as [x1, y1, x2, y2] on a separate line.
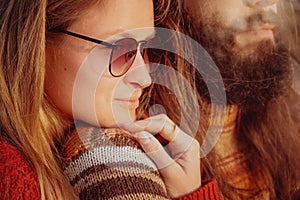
[59, 30, 159, 77]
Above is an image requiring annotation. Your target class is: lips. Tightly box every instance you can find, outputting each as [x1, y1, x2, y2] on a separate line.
[247, 23, 275, 33]
[247, 29, 273, 37]
[260, 23, 275, 30]
[234, 23, 276, 48]
[114, 97, 140, 109]
[115, 97, 140, 102]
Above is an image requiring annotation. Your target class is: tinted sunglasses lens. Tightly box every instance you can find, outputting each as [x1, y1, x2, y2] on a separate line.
[110, 38, 137, 77]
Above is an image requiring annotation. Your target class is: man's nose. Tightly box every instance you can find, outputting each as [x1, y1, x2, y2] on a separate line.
[243, 0, 277, 8]
[123, 52, 152, 89]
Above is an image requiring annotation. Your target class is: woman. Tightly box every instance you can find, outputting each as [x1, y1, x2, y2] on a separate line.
[0, 0, 220, 199]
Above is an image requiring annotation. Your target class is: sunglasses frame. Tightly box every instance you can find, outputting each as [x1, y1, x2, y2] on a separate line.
[59, 30, 147, 77]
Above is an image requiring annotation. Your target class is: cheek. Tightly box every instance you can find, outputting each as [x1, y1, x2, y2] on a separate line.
[45, 45, 111, 121]
[45, 47, 84, 117]
[71, 62, 112, 125]
[204, 0, 249, 28]
[95, 78, 115, 103]
[94, 78, 123, 127]
[77, 47, 114, 113]
[94, 78, 138, 127]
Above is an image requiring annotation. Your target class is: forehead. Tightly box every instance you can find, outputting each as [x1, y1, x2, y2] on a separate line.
[185, 0, 245, 12]
[69, 0, 154, 40]
[185, 0, 243, 6]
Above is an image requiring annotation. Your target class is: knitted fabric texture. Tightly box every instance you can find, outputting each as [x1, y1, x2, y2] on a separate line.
[0, 142, 40, 199]
[61, 126, 168, 200]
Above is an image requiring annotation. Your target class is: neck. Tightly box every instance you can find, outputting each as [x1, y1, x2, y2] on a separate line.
[211, 104, 270, 199]
[210, 104, 239, 157]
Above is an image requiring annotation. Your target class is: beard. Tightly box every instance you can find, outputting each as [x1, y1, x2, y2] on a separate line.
[193, 12, 293, 109]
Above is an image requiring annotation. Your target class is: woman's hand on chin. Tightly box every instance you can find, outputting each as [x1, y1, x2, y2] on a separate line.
[121, 114, 201, 198]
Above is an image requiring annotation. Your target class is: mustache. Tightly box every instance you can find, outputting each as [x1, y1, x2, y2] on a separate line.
[230, 11, 279, 32]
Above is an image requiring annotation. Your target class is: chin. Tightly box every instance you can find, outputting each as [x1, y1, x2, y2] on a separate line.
[128, 112, 137, 122]
[106, 112, 137, 127]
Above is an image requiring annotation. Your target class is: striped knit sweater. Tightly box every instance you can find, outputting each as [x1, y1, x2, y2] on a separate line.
[61, 125, 169, 199]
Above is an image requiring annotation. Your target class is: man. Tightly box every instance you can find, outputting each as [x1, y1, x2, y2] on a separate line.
[182, 0, 300, 199]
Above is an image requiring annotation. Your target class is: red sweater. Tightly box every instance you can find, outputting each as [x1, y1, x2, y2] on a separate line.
[0, 143, 40, 199]
[0, 142, 221, 199]
[173, 180, 221, 200]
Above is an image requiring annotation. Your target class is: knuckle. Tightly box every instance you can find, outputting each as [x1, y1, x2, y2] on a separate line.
[189, 139, 200, 152]
[146, 145, 159, 154]
[146, 140, 163, 153]
[158, 113, 168, 121]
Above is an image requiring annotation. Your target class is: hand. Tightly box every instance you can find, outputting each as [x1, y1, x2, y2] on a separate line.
[121, 114, 201, 198]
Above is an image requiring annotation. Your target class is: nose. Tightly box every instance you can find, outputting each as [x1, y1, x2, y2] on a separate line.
[243, 0, 277, 8]
[123, 50, 152, 89]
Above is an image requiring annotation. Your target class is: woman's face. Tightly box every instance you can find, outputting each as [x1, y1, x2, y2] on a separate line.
[45, 0, 154, 127]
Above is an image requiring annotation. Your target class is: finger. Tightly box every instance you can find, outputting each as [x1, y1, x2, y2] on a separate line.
[143, 116, 199, 161]
[135, 131, 176, 169]
[140, 115, 196, 153]
[166, 126, 200, 161]
[135, 131, 201, 196]
[121, 114, 177, 141]
[122, 114, 200, 160]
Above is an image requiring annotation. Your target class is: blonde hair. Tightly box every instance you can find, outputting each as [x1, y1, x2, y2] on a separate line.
[0, 0, 76, 199]
[1, 0, 176, 199]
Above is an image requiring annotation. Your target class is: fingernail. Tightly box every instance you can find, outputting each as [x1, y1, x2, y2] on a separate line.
[137, 131, 151, 144]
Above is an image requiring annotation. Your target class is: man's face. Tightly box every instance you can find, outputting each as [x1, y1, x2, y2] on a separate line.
[187, 0, 278, 54]
[186, 0, 292, 107]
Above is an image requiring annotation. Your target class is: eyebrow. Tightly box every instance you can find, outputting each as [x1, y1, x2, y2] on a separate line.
[103, 28, 157, 42]
[116, 30, 156, 41]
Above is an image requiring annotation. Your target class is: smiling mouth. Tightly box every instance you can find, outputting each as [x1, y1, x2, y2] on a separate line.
[114, 98, 140, 109]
